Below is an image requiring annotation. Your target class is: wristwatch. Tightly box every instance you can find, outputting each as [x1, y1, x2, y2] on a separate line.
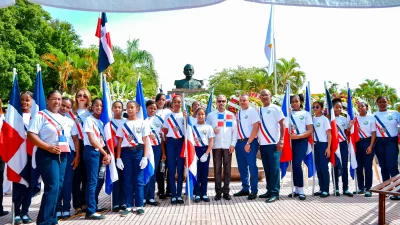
[246, 142, 251, 145]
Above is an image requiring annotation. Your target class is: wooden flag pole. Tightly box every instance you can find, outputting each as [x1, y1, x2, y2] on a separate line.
[373, 157, 382, 183]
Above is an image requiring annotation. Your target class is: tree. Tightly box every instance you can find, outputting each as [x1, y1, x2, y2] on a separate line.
[355, 79, 399, 112]
[274, 57, 306, 94]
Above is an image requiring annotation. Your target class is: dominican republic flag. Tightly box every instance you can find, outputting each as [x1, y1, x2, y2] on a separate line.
[218, 114, 233, 127]
[96, 12, 114, 73]
[100, 76, 118, 195]
[325, 86, 342, 176]
[304, 85, 315, 177]
[264, 5, 274, 75]
[347, 88, 358, 179]
[136, 77, 154, 184]
[180, 99, 197, 198]
[280, 84, 293, 178]
[206, 89, 213, 115]
[0, 74, 28, 186]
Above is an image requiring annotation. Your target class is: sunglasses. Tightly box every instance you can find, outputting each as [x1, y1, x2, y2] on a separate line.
[78, 94, 88, 98]
[217, 100, 226, 103]
[312, 106, 320, 109]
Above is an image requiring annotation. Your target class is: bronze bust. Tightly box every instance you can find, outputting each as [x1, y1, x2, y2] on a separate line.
[174, 64, 204, 89]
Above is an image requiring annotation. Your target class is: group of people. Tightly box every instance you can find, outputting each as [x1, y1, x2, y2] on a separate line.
[0, 88, 399, 225]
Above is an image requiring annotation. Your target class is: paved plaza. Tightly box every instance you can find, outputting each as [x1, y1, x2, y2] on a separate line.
[1, 170, 400, 225]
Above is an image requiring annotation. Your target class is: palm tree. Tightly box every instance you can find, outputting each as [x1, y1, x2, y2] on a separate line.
[274, 57, 306, 94]
[41, 50, 73, 92]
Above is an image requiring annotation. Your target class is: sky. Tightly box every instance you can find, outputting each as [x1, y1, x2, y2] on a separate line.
[44, 0, 400, 94]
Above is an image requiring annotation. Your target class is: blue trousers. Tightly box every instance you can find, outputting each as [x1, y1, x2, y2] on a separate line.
[334, 141, 349, 191]
[166, 137, 184, 197]
[235, 140, 259, 194]
[72, 140, 86, 209]
[260, 144, 281, 196]
[36, 148, 67, 225]
[292, 138, 308, 188]
[375, 137, 399, 182]
[194, 146, 210, 196]
[144, 145, 162, 200]
[314, 142, 330, 193]
[121, 148, 144, 207]
[13, 156, 33, 216]
[83, 146, 100, 216]
[356, 139, 375, 191]
[112, 165, 124, 207]
[57, 151, 75, 212]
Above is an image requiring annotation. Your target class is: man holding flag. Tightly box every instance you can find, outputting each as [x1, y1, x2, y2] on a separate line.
[257, 89, 285, 203]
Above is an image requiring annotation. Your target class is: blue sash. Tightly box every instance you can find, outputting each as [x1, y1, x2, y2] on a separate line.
[313, 125, 320, 142]
[110, 120, 118, 131]
[374, 115, 391, 137]
[193, 125, 206, 147]
[170, 114, 184, 137]
[155, 115, 164, 124]
[337, 124, 347, 141]
[259, 108, 276, 143]
[238, 110, 248, 139]
[290, 114, 300, 135]
[123, 123, 139, 144]
[150, 127, 161, 145]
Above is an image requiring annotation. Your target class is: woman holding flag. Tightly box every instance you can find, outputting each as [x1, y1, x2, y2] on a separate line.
[27, 90, 71, 225]
[312, 101, 331, 198]
[163, 95, 186, 205]
[350, 102, 376, 197]
[116, 100, 150, 216]
[373, 96, 400, 200]
[144, 100, 165, 206]
[82, 98, 110, 220]
[288, 94, 313, 200]
[332, 98, 353, 197]
[68, 88, 92, 215]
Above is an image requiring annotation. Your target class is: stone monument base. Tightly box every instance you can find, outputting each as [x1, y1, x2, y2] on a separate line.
[168, 88, 207, 96]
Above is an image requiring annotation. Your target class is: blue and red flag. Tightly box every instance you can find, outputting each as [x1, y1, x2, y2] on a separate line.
[0, 73, 28, 186]
[96, 12, 114, 73]
[280, 84, 292, 178]
[347, 88, 358, 179]
[304, 85, 315, 177]
[217, 114, 233, 127]
[325, 86, 342, 175]
[100, 76, 118, 195]
[206, 89, 213, 115]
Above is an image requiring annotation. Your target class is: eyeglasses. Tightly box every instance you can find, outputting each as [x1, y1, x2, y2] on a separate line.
[217, 100, 226, 103]
[312, 106, 320, 109]
[78, 94, 88, 98]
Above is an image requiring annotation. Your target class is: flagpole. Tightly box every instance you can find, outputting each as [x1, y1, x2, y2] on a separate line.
[11, 68, 16, 225]
[183, 94, 191, 205]
[309, 81, 316, 195]
[347, 82, 358, 195]
[273, 37, 277, 96]
[100, 73, 103, 92]
[288, 81, 294, 196]
[325, 81, 337, 196]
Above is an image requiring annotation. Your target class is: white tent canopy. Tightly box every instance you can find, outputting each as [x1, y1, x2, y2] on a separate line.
[1, 0, 400, 11]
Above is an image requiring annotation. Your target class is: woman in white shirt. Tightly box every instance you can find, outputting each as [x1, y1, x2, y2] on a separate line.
[68, 88, 92, 214]
[289, 95, 313, 200]
[27, 90, 71, 225]
[312, 101, 331, 198]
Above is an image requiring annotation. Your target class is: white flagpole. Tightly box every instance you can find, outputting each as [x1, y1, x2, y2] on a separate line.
[309, 81, 316, 195]
[288, 81, 294, 196]
[183, 94, 191, 205]
[273, 37, 277, 96]
[347, 82, 358, 195]
[11, 68, 16, 225]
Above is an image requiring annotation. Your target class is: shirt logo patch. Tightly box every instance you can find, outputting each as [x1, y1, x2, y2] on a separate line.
[363, 121, 368, 125]
[202, 129, 208, 135]
[316, 122, 321, 127]
[244, 115, 248, 119]
[341, 122, 345, 127]
[267, 110, 271, 114]
[388, 116, 393, 120]
[135, 127, 142, 134]
[300, 115, 305, 120]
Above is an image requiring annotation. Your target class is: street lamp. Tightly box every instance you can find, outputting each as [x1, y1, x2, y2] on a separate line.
[246, 79, 256, 92]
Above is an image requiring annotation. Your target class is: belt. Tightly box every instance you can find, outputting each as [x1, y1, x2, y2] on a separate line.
[237, 138, 249, 142]
[359, 137, 371, 141]
[122, 144, 144, 150]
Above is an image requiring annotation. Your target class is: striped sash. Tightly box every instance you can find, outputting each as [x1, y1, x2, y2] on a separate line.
[68, 111, 84, 139]
[167, 114, 183, 138]
[259, 108, 275, 143]
[193, 125, 206, 147]
[237, 110, 247, 139]
[39, 110, 69, 153]
[122, 123, 140, 147]
[337, 124, 347, 142]
[374, 115, 391, 137]
[290, 114, 300, 135]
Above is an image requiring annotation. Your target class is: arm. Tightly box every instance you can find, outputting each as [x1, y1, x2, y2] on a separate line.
[244, 123, 259, 153]
[71, 135, 80, 169]
[276, 118, 285, 151]
[27, 132, 60, 154]
[87, 132, 109, 161]
[206, 138, 214, 155]
[142, 136, 149, 157]
[325, 129, 332, 157]
[367, 131, 376, 154]
[296, 124, 313, 139]
[161, 139, 166, 161]
[116, 137, 123, 158]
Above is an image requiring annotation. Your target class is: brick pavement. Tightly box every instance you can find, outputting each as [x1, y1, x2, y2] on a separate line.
[1, 170, 400, 225]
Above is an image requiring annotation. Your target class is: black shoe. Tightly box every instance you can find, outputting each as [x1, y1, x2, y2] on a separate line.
[353, 189, 365, 195]
[313, 191, 322, 196]
[287, 193, 299, 198]
[194, 197, 201, 203]
[166, 193, 172, 198]
[14, 216, 22, 225]
[223, 193, 231, 200]
[215, 194, 221, 201]
[365, 191, 372, 197]
[343, 190, 354, 197]
[120, 205, 127, 210]
[146, 200, 160, 206]
[390, 195, 400, 200]
[335, 191, 341, 197]
[299, 194, 306, 200]
[320, 192, 330, 198]
[120, 209, 131, 217]
[0, 211, 9, 217]
[137, 208, 145, 215]
[171, 198, 177, 205]
[265, 196, 279, 203]
[259, 193, 271, 198]
[177, 197, 184, 204]
[234, 190, 250, 197]
[202, 196, 210, 202]
[22, 215, 33, 224]
[159, 193, 167, 200]
[85, 214, 106, 220]
[96, 207, 107, 212]
[112, 206, 120, 212]
[247, 193, 257, 200]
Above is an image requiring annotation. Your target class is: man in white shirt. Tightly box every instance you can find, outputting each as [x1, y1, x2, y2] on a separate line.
[234, 95, 260, 200]
[206, 95, 237, 201]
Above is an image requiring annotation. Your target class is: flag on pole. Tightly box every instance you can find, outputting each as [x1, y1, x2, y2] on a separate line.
[264, 5, 274, 75]
[325, 86, 342, 175]
[280, 84, 292, 178]
[206, 89, 213, 115]
[180, 100, 197, 198]
[100, 76, 118, 195]
[304, 85, 315, 177]
[135, 77, 154, 184]
[96, 12, 114, 73]
[0, 73, 28, 186]
[347, 88, 358, 179]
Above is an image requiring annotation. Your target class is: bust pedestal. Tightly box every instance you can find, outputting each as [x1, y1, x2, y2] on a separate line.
[168, 88, 207, 96]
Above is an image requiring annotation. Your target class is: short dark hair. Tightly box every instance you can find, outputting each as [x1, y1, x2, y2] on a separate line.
[332, 98, 342, 106]
[62, 97, 73, 105]
[146, 100, 157, 108]
[46, 90, 61, 99]
[126, 100, 140, 111]
[112, 100, 124, 110]
[376, 96, 388, 103]
[313, 101, 324, 108]
[155, 93, 166, 102]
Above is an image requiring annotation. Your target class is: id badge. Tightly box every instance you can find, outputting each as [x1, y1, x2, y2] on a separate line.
[58, 135, 70, 153]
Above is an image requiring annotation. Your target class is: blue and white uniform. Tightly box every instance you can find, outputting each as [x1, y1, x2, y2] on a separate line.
[313, 115, 331, 194]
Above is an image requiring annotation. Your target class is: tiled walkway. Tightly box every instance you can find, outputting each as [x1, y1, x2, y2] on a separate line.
[1, 170, 400, 225]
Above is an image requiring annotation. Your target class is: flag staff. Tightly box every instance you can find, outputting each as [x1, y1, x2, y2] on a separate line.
[273, 37, 277, 96]
[11, 68, 16, 225]
[325, 81, 337, 196]
[347, 82, 358, 195]
[309, 81, 316, 195]
[183, 94, 191, 205]
[287, 81, 295, 196]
